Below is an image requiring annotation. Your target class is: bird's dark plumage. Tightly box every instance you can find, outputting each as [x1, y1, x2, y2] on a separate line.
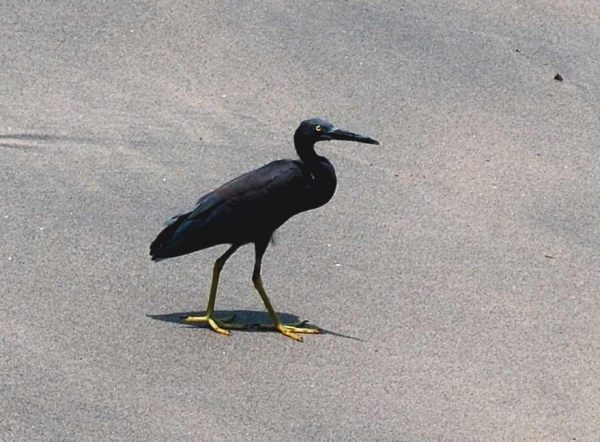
[150, 118, 380, 341]
[150, 159, 318, 261]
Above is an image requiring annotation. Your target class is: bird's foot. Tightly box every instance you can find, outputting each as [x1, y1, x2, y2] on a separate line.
[255, 321, 321, 342]
[182, 314, 247, 336]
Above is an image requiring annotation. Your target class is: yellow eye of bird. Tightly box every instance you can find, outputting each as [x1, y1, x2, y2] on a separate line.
[315, 125, 322, 132]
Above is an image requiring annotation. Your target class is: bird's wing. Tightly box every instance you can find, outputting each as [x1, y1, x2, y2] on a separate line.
[188, 159, 309, 222]
[151, 159, 310, 259]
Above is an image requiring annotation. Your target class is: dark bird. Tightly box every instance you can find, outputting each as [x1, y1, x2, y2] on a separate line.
[150, 118, 380, 342]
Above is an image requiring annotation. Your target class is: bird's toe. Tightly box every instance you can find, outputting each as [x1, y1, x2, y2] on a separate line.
[278, 327, 304, 342]
[183, 314, 246, 335]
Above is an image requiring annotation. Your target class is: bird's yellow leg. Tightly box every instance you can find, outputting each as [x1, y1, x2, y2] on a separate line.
[183, 245, 246, 335]
[252, 276, 320, 342]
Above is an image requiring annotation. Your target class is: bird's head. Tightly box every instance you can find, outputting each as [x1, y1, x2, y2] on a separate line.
[294, 118, 381, 146]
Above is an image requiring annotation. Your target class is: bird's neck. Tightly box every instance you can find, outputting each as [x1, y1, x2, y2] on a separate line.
[294, 138, 318, 165]
[294, 139, 337, 207]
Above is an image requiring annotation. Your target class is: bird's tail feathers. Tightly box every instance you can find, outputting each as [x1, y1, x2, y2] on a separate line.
[150, 212, 190, 261]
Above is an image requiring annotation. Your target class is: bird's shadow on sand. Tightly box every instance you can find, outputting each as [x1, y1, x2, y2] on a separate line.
[148, 310, 365, 341]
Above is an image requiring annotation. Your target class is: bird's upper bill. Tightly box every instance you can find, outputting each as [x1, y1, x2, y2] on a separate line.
[325, 127, 381, 146]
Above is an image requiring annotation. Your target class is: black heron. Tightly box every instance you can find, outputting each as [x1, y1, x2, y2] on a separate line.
[150, 118, 380, 342]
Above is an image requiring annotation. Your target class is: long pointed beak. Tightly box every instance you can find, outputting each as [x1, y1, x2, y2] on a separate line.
[328, 128, 381, 145]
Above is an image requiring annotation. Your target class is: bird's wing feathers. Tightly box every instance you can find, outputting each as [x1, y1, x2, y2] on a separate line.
[161, 188, 224, 226]
[187, 190, 226, 222]
[152, 159, 310, 259]
[188, 159, 309, 222]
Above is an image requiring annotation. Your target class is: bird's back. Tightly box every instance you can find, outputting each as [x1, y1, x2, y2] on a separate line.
[150, 159, 316, 261]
